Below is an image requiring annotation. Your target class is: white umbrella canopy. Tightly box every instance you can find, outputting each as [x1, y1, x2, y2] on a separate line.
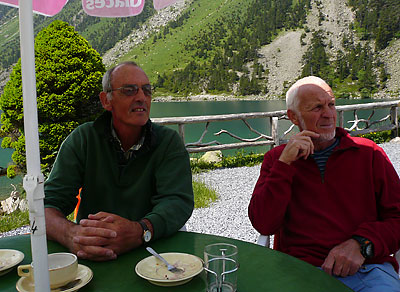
[0, 0, 177, 290]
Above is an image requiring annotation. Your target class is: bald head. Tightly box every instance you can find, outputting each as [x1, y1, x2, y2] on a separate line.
[286, 76, 330, 111]
[102, 61, 141, 95]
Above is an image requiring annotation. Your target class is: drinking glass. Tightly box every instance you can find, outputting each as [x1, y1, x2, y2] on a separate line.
[204, 243, 239, 292]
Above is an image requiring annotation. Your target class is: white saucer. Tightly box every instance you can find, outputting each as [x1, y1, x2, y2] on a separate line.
[135, 252, 203, 287]
[0, 249, 24, 276]
[16, 264, 93, 292]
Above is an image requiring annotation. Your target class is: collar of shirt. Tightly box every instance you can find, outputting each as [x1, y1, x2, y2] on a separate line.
[312, 138, 340, 156]
[110, 119, 146, 160]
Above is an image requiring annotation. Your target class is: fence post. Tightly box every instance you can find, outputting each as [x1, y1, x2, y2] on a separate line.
[390, 106, 399, 137]
[271, 117, 279, 147]
[338, 110, 344, 128]
[178, 124, 185, 143]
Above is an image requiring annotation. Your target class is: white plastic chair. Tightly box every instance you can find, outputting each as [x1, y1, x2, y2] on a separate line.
[395, 250, 400, 267]
[256, 234, 272, 248]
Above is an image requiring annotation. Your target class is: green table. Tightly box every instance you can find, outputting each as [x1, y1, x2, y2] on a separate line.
[0, 231, 352, 291]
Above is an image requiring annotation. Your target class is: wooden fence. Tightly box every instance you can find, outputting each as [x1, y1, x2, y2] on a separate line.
[152, 100, 400, 153]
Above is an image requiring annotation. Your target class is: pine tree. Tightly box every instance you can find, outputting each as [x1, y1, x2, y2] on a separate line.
[0, 20, 105, 177]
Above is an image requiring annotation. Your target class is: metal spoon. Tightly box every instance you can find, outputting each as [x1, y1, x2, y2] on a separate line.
[146, 247, 184, 273]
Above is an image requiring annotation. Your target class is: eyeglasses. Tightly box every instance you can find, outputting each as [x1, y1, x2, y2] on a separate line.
[108, 84, 152, 97]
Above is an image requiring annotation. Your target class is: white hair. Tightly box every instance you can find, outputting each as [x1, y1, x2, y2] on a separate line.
[286, 76, 329, 111]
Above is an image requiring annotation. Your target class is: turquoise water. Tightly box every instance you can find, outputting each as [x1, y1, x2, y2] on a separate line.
[0, 147, 22, 200]
[0, 98, 393, 200]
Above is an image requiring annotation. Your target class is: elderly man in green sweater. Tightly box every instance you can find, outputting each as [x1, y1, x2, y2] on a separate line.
[44, 61, 194, 261]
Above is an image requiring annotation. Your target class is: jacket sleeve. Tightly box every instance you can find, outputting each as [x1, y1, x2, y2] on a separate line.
[44, 130, 84, 216]
[248, 148, 296, 236]
[355, 145, 400, 258]
[144, 131, 194, 240]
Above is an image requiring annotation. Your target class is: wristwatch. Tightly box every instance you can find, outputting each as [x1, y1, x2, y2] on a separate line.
[352, 235, 374, 259]
[139, 220, 152, 243]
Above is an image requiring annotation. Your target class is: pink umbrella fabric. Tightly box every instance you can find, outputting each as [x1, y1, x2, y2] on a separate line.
[83, 0, 177, 17]
[0, 0, 177, 17]
[0, 0, 68, 16]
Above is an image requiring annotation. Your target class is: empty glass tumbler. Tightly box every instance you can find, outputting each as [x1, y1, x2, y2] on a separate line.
[204, 243, 239, 292]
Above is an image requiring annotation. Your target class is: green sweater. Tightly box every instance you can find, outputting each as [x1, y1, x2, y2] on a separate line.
[44, 111, 194, 240]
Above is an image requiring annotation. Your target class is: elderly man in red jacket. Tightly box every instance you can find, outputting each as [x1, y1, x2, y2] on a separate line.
[248, 76, 400, 291]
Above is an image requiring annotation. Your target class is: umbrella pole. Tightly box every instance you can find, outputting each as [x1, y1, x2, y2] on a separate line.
[19, 0, 50, 291]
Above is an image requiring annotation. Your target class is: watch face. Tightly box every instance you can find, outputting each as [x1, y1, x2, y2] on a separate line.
[365, 244, 373, 257]
[143, 230, 152, 242]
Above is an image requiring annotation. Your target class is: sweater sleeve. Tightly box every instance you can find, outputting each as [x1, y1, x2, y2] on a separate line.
[354, 145, 400, 259]
[44, 130, 84, 216]
[248, 148, 296, 236]
[144, 131, 194, 240]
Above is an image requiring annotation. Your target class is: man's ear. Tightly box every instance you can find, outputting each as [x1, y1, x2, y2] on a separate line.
[99, 91, 112, 111]
[287, 109, 300, 126]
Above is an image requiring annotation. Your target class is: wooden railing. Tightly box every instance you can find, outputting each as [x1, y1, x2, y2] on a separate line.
[152, 100, 400, 153]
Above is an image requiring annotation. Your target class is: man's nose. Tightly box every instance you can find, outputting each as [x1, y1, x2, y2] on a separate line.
[134, 87, 147, 102]
[321, 105, 335, 117]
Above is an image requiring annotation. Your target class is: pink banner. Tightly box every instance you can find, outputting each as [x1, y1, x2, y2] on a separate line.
[82, 0, 145, 17]
[0, 0, 68, 16]
[0, 0, 178, 18]
[82, 0, 177, 17]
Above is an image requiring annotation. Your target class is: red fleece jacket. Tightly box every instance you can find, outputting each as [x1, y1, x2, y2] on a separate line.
[249, 127, 400, 271]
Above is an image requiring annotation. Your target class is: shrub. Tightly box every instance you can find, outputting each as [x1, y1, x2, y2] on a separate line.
[0, 20, 105, 178]
[358, 130, 393, 144]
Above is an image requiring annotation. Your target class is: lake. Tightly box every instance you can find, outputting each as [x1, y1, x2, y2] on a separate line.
[0, 98, 394, 199]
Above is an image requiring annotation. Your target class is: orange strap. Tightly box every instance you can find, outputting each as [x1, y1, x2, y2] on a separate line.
[73, 188, 82, 222]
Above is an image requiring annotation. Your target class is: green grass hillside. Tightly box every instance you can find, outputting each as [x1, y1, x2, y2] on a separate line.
[120, 0, 255, 83]
[0, 15, 18, 44]
[120, 0, 310, 96]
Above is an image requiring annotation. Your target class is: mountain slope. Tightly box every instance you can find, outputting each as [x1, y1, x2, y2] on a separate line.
[258, 30, 306, 98]
[379, 39, 400, 98]
[259, 0, 356, 98]
[1, 0, 400, 99]
[116, 0, 398, 99]
[102, 0, 190, 67]
[122, 0, 310, 95]
[116, 0, 257, 82]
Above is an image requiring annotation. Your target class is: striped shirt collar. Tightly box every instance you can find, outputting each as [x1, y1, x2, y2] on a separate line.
[313, 138, 340, 155]
[110, 118, 146, 160]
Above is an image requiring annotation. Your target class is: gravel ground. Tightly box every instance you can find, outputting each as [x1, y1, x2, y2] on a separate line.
[2, 141, 400, 240]
[0, 225, 30, 238]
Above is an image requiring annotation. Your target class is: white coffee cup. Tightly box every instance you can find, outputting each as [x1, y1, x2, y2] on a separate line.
[18, 252, 78, 289]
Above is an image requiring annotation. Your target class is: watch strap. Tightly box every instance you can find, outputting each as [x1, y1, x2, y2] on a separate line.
[352, 235, 374, 259]
[138, 220, 152, 242]
[138, 220, 149, 232]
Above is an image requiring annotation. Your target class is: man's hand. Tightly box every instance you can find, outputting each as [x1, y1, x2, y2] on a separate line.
[321, 239, 365, 277]
[76, 212, 145, 258]
[67, 223, 118, 261]
[45, 208, 118, 261]
[279, 131, 320, 165]
[45, 208, 148, 262]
